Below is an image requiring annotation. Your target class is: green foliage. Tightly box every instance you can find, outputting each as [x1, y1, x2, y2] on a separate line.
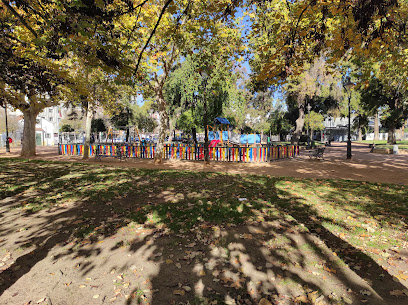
[60, 124, 74, 132]
[164, 55, 237, 131]
[304, 111, 324, 131]
[91, 119, 107, 133]
[110, 107, 132, 129]
[268, 108, 292, 140]
[130, 101, 157, 133]
[360, 78, 408, 131]
[176, 110, 199, 134]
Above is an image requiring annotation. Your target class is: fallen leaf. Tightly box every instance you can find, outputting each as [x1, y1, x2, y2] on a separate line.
[173, 290, 185, 296]
[360, 290, 372, 296]
[165, 259, 173, 264]
[183, 286, 191, 292]
[93, 294, 99, 299]
[390, 290, 406, 297]
[259, 298, 272, 305]
[307, 291, 318, 303]
[342, 296, 353, 304]
[396, 274, 408, 281]
[294, 295, 308, 303]
[36, 298, 46, 304]
[323, 266, 337, 273]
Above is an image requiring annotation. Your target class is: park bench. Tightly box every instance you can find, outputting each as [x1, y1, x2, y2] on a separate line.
[308, 147, 325, 160]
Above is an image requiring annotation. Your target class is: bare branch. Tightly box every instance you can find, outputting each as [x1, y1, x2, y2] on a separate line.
[1, 0, 37, 37]
[133, 0, 174, 76]
[113, 0, 150, 18]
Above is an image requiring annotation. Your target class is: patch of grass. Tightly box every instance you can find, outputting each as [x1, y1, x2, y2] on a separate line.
[75, 225, 96, 239]
[1, 158, 407, 271]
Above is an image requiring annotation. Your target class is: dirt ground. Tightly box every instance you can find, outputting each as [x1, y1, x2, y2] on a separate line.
[0, 143, 408, 305]
[1, 142, 408, 185]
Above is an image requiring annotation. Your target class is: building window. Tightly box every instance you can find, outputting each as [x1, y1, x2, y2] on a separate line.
[49, 117, 53, 122]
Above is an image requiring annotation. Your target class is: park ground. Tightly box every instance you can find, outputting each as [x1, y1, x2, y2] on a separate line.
[0, 143, 407, 305]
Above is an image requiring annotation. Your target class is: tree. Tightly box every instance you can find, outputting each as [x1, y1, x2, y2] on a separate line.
[133, 1, 243, 163]
[352, 113, 370, 141]
[360, 77, 408, 145]
[304, 111, 324, 138]
[91, 119, 107, 133]
[268, 105, 292, 142]
[164, 53, 245, 155]
[0, 0, 157, 156]
[60, 124, 74, 132]
[0, 65, 72, 156]
[0, 1, 87, 156]
[244, 79, 275, 138]
[248, 0, 407, 81]
[130, 101, 157, 133]
[282, 57, 342, 144]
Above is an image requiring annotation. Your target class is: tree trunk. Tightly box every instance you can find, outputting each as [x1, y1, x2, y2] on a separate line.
[291, 104, 305, 144]
[374, 111, 379, 141]
[168, 116, 175, 143]
[21, 108, 38, 157]
[154, 88, 167, 163]
[358, 126, 363, 141]
[192, 127, 197, 145]
[126, 108, 130, 142]
[387, 126, 396, 145]
[83, 101, 94, 159]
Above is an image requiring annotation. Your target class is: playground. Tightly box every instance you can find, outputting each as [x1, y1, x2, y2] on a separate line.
[2, 142, 408, 185]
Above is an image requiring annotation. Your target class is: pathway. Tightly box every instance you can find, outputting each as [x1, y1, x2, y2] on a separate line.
[1, 142, 408, 185]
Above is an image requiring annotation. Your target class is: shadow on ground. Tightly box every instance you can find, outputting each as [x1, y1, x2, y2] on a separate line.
[0, 158, 407, 305]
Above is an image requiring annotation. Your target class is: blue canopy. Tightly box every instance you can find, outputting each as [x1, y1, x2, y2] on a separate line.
[214, 117, 230, 125]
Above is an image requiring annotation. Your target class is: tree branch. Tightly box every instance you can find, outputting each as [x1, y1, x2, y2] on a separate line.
[1, 0, 37, 38]
[113, 0, 150, 18]
[133, 0, 174, 76]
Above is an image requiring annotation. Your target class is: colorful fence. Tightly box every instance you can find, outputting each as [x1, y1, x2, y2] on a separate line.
[58, 143, 299, 163]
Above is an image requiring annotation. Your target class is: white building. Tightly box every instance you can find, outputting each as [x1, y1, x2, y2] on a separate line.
[321, 116, 356, 142]
[36, 106, 63, 146]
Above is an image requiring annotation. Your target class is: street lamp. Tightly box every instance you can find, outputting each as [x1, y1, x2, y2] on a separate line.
[343, 79, 354, 159]
[4, 101, 10, 153]
[328, 116, 332, 145]
[306, 103, 312, 146]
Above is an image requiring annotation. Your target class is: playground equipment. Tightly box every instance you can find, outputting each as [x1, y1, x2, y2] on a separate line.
[207, 117, 231, 145]
[59, 127, 144, 145]
[207, 117, 268, 146]
[209, 130, 267, 145]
